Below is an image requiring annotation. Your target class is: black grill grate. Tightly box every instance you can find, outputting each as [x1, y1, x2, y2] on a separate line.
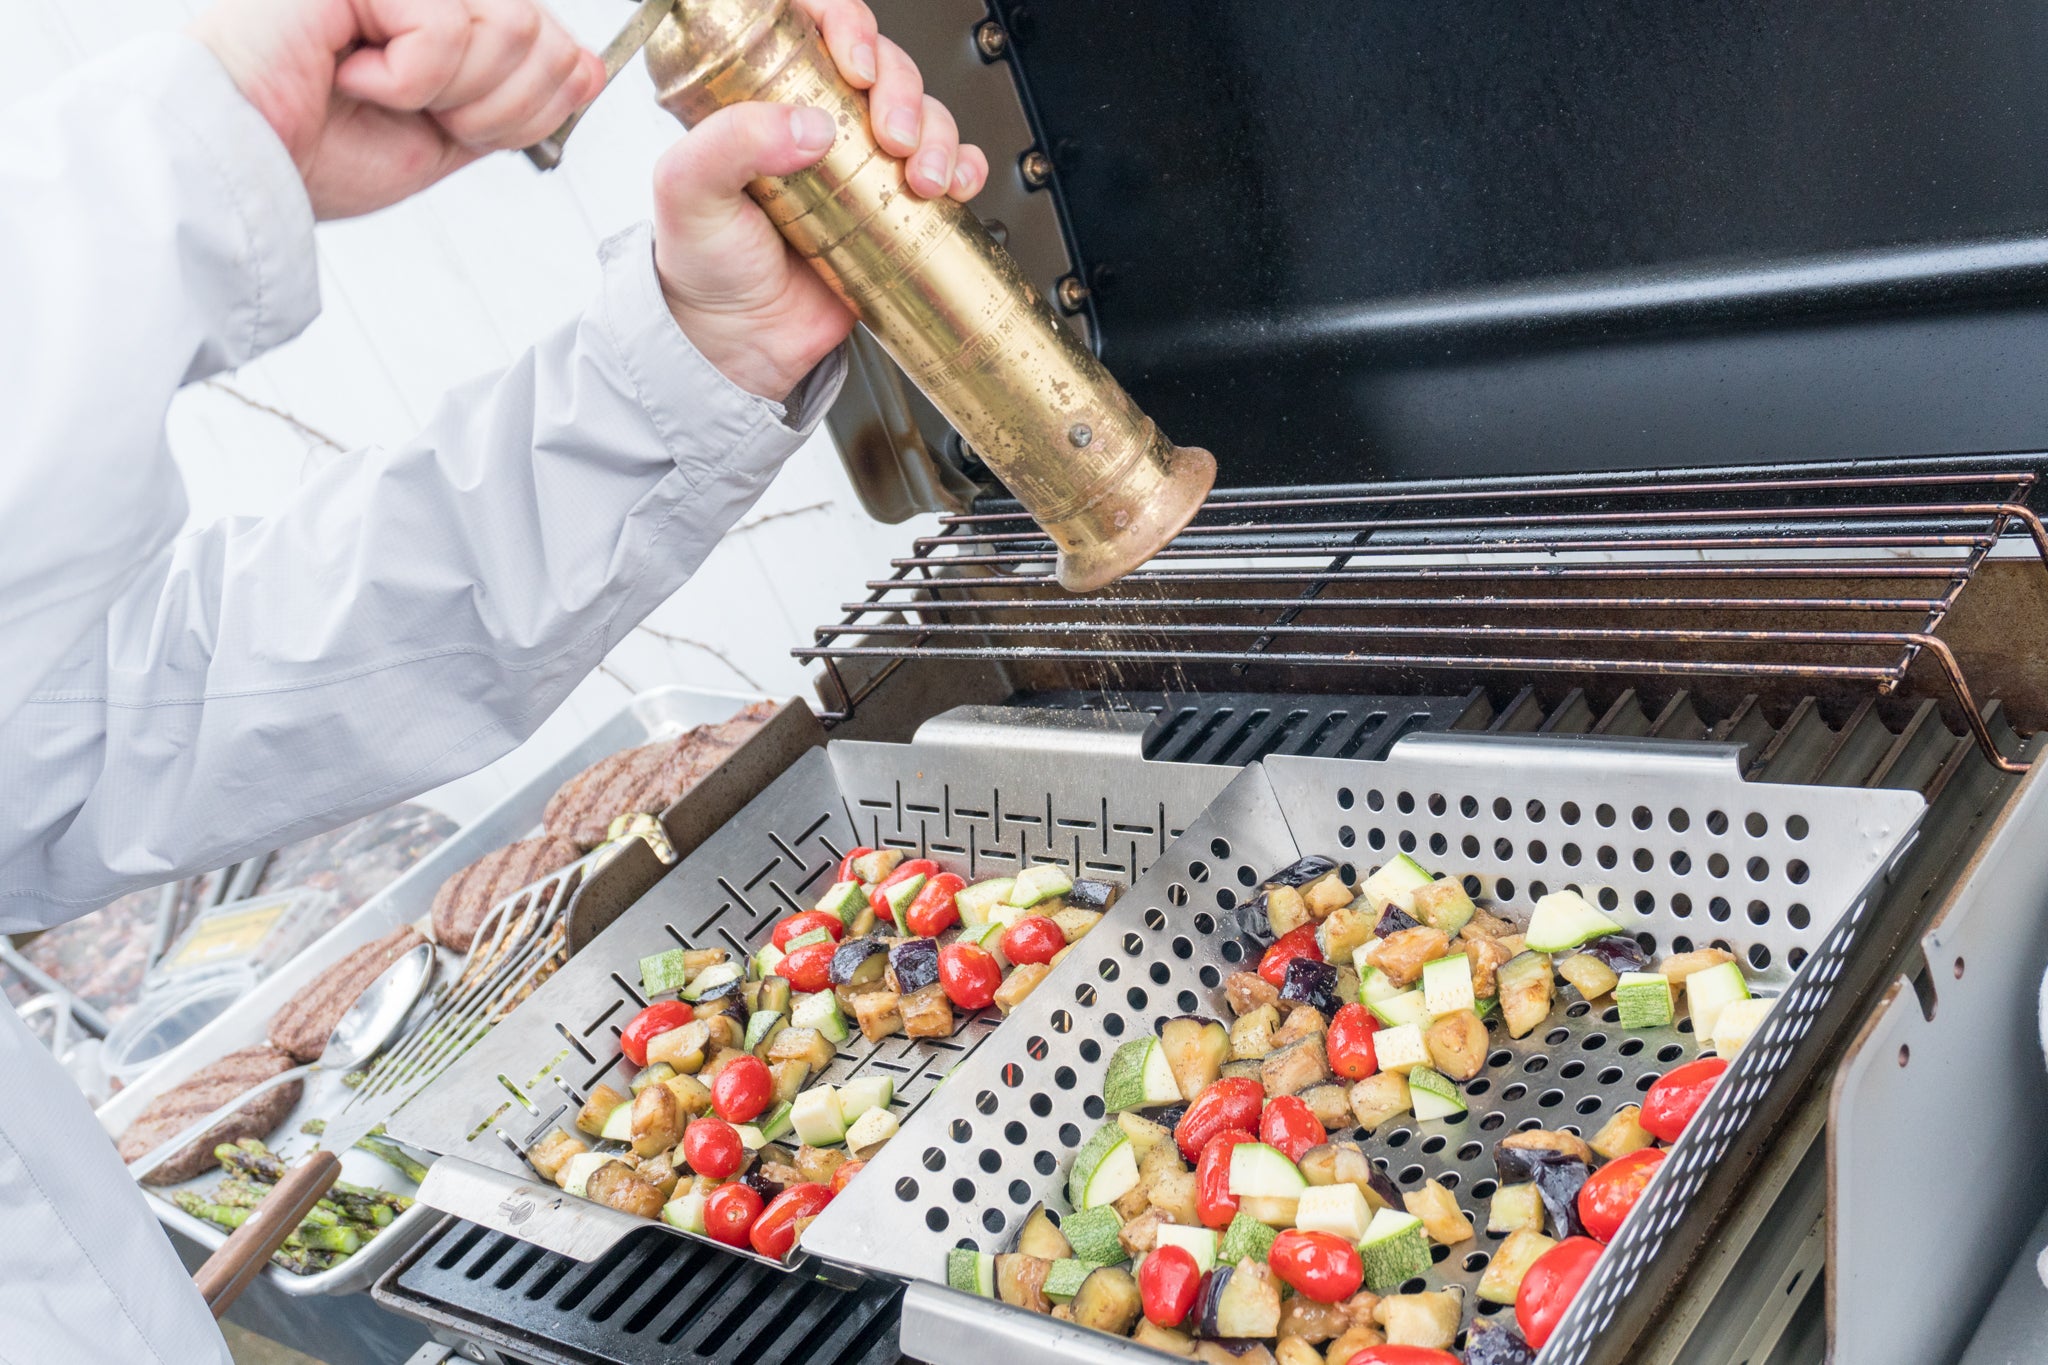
[377, 1219, 905, 1365]
[1014, 689, 1481, 764]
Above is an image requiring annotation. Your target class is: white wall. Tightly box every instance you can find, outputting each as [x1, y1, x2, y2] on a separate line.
[7, 0, 934, 825]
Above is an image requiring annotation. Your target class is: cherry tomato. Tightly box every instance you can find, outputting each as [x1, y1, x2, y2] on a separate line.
[704, 1182, 765, 1248]
[1139, 1242, 1202, 1326]
[1641, 1056, 1726, 1142]
[1268, 1228, 1364, 1303]
[831, 1160, 865, 1193]
[711, 1055, 773, 1124]
[835, 847, 874, 883]
[1325, 1002, 1380, 1081]
[870, 858, 940, 924]
[1258, 923, 1324, 989]
[938, 942, 1003, 1009]
[749, 1182, 835, 1259]
[1258, 1094, 1326, 1163]
[682, 1117, 745, 1180]
[1516, 1235, 1603, 1348]
[618, 1001, 694, 1068]
[1336, 1349, 1461, 1365]
[772, 911, 846, 951]
[1174, 1075, 1267, 1160]
[1195, 1127, 1257, 1228]
[777, 940, 836, 994]
[1000, 916, 1066, 966]
[905, 872, 967, 937]
[1577, 1147, 1667, 1243]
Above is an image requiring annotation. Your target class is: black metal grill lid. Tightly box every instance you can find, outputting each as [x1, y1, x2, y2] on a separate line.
[984, 0, 2048, 486]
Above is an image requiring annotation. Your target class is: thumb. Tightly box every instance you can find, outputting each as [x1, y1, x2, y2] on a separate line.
[653, 102, 837, 233]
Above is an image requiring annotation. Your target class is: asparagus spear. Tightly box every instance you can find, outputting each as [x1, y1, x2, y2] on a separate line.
[353, 1129, 430, 1184]
[215, 1139, 286, 1183]
[173, 1191, 253, 1232]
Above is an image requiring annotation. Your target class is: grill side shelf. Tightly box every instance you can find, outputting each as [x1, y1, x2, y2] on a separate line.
[833, 734, 1922, 1365]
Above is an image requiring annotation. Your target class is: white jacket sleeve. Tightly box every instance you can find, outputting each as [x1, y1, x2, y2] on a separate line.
[0, 39, 844, 930]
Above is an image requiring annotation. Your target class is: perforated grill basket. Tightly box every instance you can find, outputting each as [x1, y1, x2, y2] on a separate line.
[803, 732, 1924, 1365]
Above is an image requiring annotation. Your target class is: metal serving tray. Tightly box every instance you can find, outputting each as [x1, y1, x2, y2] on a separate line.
[800, 732, 1925, 1365]
[391, 706, 1240, 1272]
[94, 686, 780, 1297]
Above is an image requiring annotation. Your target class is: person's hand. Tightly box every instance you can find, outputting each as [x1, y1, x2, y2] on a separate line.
[651, 0, 989, 404]
[193, 0, 605, 220]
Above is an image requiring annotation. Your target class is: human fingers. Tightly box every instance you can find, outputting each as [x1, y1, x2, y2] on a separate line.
[867, 35, 924, 158]
[949, 141, 988, 201]
[654, 101, 839, 240]
[791, 0, 879, 87]
[434, 17, 601, 148]
[331, 0, 473, 110]
[904, 93, 957, 198]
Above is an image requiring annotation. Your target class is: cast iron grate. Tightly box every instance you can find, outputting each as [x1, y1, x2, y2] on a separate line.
[380, 1218, 905, 1365]
[1014, 689, 1481, 764]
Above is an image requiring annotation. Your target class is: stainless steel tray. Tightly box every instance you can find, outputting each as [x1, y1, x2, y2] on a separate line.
[806, 733, 1924, 1365]
[391, 706, 1240, 1272]
[94, 686, 771, 1297]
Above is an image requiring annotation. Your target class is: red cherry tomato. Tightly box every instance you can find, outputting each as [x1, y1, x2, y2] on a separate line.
[711, 1055, 773, 1123]
[1641, 1056, 1727, 1142]
[1174, 1074, 1267, 1160]
[835, 847, 874, 883]
[1577, 1147, 1667, 1243]
[831, 1160, 865, 1193]
[1000, 916, 1066, 966]
[772, 911, 846, 951]
[1325, 1002, 1380, 1081]
[938, 942, 1003, 1010]
[1139, 1242, 1202, 1326]
[870, 858, 940, 924]
[905, 872, 967, 937]
[1268, 1229, 1364, 1304]
[1258, 1094, 1326, 1163]
[1336, 1349, 1461, 1365]
[703, 1182, 765, 1248]
[1195, 1127, 1256, 1228]
[749, 1182, 835, 1259]
[777, 940, 836, 994]
[1516, 1235, 1603, 1348]
[681, 1118, 745, 1180]
[618, 1001, 694, 1068]
[1258, 923, 1324, 989]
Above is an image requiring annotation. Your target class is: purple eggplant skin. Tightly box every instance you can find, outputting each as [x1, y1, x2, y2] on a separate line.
[827, 936, 888, 987]
[1236, 893, 1278, 946]
[742, 1169, 785, 1201]
[1156, 1104, 1188, 1134]
[1579, 934, 1650, 973]
[1531, 1154, 1591, 1240]
[1195, 1265, 1234, 1338]
[1068, 879, 1119, 910]
[694, 976, 749, 1018]
[1280, 957, 1343, 1017]
[1363, 1163, 1402, 1211]
[1204, 1341, 1276, 1358]
[1493, 1140, 1556, 1184]
[1465, 1323, 1539, 1365]
[889, 938, 941, 994]
[1265, 856, 1338, 889]
[1373, 906, 1423, 939]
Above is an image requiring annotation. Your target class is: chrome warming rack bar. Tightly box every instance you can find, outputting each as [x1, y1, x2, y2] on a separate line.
[797, 462, 2048, 771]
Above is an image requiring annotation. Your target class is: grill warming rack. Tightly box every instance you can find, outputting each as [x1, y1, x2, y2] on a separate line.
[802, 732, 1923, 1365]
[389, 707, 1243, 1272]
[798, 461, 2048, 772]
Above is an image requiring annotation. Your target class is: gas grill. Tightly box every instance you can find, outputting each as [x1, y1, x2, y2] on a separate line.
[372, 4, 2048, 1363]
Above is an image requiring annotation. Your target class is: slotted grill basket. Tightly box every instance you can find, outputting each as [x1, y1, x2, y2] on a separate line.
[802, 731, 1925, 1365]
[390, 707, 1251, 1269]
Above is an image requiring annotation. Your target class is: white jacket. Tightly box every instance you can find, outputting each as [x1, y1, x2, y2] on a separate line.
[0, 34, 840, 1363]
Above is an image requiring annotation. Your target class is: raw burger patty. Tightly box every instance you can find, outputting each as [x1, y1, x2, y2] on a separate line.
[266, 925, 427, 1063]
[117, 1044, 303, 1186]
[543, 699, 779, 849]
[428, 835, 582, 953]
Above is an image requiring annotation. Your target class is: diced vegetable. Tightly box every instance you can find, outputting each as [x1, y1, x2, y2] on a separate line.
[1161, 1016, 1232, 1101]
[828, 937, 889, 989]
[1360, 855, 1434, 914]
[995, 962, 1052, 1014]
[528, 1128, 588, 1183]
[1523, 890, 1623, 954]
[558, 1152, 617, 1199]
[1228, 1142, 1308, 1200]
[1410, 877, 1477, 935]
[1218, 1210, 1280, 1266]
[814, 880, 868, 927]
[1658, 947, 1736, 987]
[1712, 995, 1774, 1058]
[1487, 1182, 1544, 1235]
[845, 1106, 899, 1159]
[1280, 958, 1344, 1016]
[1685, 960, 1750, 1040]
[1555, 951, 1619, 1001]
[899, 983, 955, 1039]
[1155, 1222, 1219, 1273]
[1420, 955, 1476, 1017]
[1011, 864, 1075, 908]
[1367, 989, 1431, 1030]
[1615, 971, 1674, 1029]
[639, 948, 691, 997]
[1370, 1023, 1430, 1074]
[1231, 1004, 1281, 1060]
[955, 878, 1015, 925]
[1374, 1290, 1461, 1349]
[1043, 1257, 1098, 1303]
[766, 1025, 836, 1073]
[1316, 905, 1378, 965]
[947, 1247, 997, 1296]
[1261, 1034, 1332, 1097]
[1203, 1260, 1284, 1340]
[1405, 1065, 1467, 1121]
[1588, 1104, 1656, 1160]
[850, 990, 903, 1043]
[791, 989, 850, 1044]
[1072, 1265, 1144, 1335]
[681, 961, 744, 1002]
[1365, 927, 1451, 988]
[1401, 1178, 1473, 1245]
[1496, 952, 1554, 1039]
[1060, 1205, 1126, 1266]
[1105, 1037, 1183, 1111]
[837, 1075, 893, 1120]
[662, 1189, 710, 1235]
[1358, 1207, 1431, 1291]
[996, 1253, 1053, 1314]
[1295, 1183, 1372, 1243]
[1069, 1122, 1142, 1210]
[790, 1086, 847, 1146]
[1422, 1010, 1487, 1082]
[1347, 1072, 1412, 1130]
[1264, 884, 1312, 939]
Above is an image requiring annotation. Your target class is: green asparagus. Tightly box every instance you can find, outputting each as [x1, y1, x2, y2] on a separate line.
[353, 1129, 430, 1184]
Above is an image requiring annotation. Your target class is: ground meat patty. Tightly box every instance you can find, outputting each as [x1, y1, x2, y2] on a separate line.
[118, 1045, 303, 1185]
[265, 925, 427, 1063]
[543, 700, 780, 850]
[429, 835, 583, 953]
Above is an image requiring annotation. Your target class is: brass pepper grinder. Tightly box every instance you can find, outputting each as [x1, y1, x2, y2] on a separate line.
[534, 0, 1214, 592]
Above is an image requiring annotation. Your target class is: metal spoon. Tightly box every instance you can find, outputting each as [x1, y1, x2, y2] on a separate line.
[126, 941, 436, 1182]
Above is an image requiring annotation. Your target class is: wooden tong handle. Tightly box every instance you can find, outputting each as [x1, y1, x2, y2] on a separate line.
[192, 1151, 341, 1317]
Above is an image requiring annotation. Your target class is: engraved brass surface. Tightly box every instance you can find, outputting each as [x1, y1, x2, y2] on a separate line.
[645, 0, 1213, 590]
